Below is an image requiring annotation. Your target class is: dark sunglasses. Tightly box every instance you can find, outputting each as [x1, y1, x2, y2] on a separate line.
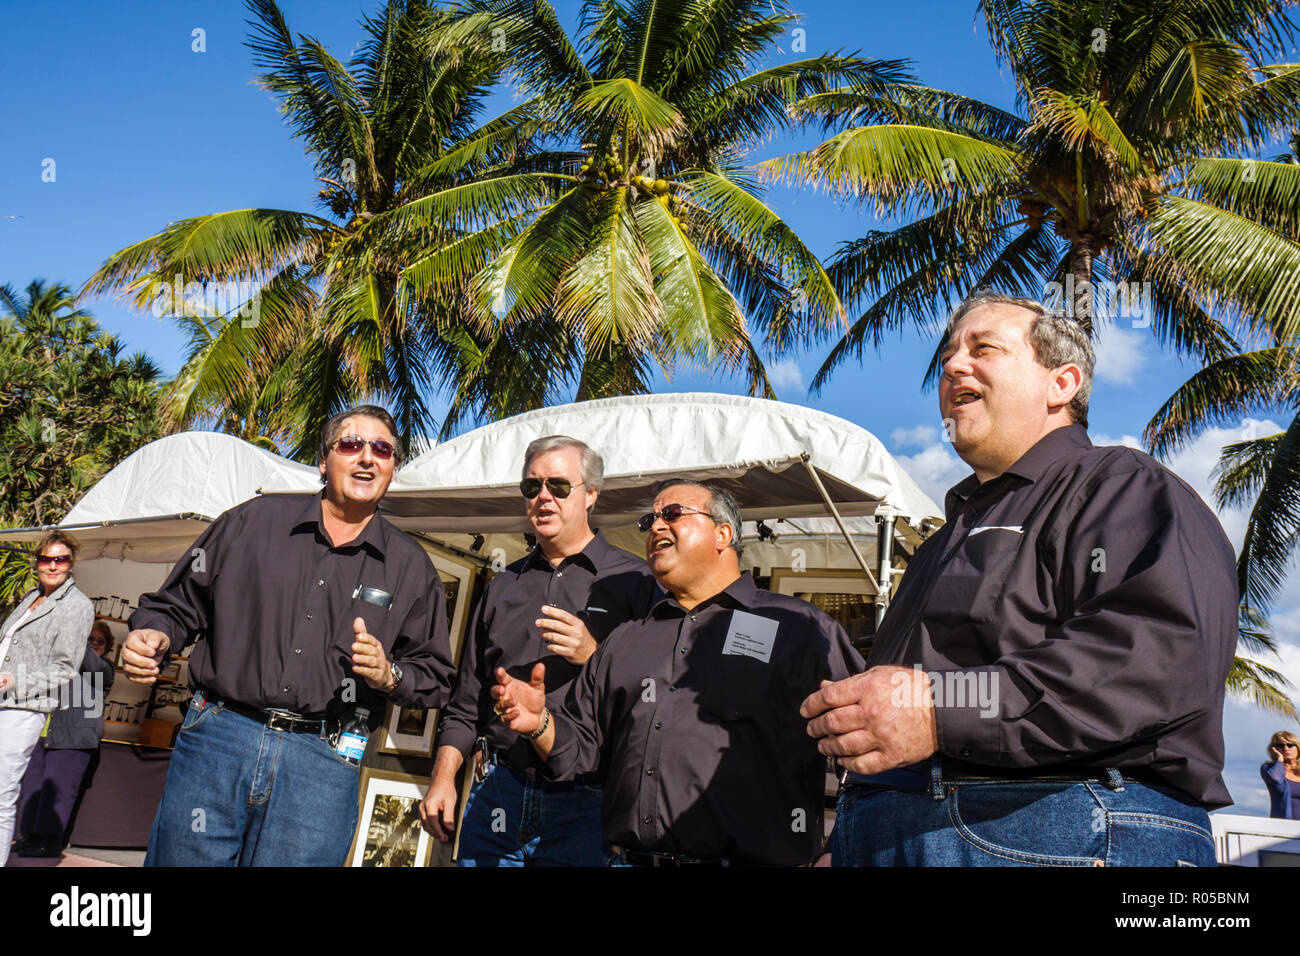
[332, 436, 396, 460]
[520, 477, 584, 499]
[36, 554, 72, 567]
[637, 504, 715, 533]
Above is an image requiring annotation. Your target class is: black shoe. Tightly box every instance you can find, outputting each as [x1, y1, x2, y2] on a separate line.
[17, 838, 63, 858]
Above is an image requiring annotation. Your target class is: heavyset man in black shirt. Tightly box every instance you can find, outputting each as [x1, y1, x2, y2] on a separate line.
[419, 436, 656, 865]
[493, 479, 864, 866]
[802, 293, 1238, 866]
[123, 405, 455, 866]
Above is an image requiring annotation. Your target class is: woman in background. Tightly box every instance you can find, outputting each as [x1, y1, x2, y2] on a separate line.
[1262, 730, 1300, 819]
[0, 531, 92, 865]
[13, 620, 116, 858]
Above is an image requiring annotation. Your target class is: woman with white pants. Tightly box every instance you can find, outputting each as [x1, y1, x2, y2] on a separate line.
[0, 531, 92, 866]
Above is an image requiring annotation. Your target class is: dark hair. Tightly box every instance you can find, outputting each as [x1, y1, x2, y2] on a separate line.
[649, 478, 744, 559]
[34, 530, 79, 564]
[90, 620, 114, 657]
[318, 405, 404, 479]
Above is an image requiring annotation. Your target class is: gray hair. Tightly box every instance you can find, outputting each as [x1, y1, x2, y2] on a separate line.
[945, 291, 1094, 428]
[649, 478, 744, 560]
[522, 435, 604, 494]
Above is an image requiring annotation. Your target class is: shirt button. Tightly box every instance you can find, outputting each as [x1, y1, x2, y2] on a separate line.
[282, 685, 291, 692]
[961, 747, 972, 757]
[306, 613, 312, 620]
[556, 571, 563, 577]
[317, 579, 325, 587]
[690, 614, 697, 621]
[680, 647, 687, 655]
[646, 768, 654, 776]
[668, 685, 676, 692]
[643, 817, 652, 825]
[294, 648, 301, 655]
[654, 721, 662, 730]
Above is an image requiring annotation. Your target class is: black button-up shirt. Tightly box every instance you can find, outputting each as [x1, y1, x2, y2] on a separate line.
[436, 531, 656, 773]
[866, 425, 1238, 808]
[547, 572, 865, 865]
[130, 492, 455, 722]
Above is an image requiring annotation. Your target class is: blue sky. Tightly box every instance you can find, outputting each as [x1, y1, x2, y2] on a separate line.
[2, 0, 1296, 814]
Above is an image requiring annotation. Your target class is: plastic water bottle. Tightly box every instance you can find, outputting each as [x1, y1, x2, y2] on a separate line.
[335, 707, 370, 766]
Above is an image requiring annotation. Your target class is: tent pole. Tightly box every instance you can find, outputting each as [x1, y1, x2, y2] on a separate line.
[799, 454, 879, 592]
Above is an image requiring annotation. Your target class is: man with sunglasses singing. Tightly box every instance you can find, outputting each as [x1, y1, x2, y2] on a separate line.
[420, 436, 656, 865]
[492, 479, 863, 866]
[123, 405, 455, 866]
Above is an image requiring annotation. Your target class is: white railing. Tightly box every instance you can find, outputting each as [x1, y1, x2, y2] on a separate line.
[1211, 813, 1300, 866]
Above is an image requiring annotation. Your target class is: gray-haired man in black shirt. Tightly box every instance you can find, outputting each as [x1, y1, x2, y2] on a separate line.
[802, 293, 1237, 867]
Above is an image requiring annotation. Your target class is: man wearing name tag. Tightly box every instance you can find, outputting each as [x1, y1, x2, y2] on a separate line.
[122, 404, 455, 866]
[492, 478, 864, 866]
[801, 293, 1238, 867]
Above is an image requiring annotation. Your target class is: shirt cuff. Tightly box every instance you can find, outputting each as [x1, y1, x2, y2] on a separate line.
[930, 665, 1017, 763]
[435, 721, 477, 760]
[541, 710, 579, 781]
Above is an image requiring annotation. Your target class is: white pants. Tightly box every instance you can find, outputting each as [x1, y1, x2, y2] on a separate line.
[0, 708, 47, 865]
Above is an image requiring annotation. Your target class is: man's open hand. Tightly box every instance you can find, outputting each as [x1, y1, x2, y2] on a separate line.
[491, 663, 546, 735]
[800, 666, 939, 775]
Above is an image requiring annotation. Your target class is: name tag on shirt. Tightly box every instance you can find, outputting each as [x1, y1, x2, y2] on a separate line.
[721, 610, 778, 663]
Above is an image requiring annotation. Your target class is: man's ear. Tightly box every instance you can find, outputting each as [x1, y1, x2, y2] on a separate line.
[716, 519, 733, 554]
[1048, 363, 1083, 412]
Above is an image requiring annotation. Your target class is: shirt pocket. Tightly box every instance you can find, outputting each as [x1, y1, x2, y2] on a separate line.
[927, 529, 1025, 625]
[699, 651, 776, 724]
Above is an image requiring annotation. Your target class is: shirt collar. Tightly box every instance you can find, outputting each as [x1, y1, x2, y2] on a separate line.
[524, 530, 612, 573]
[650, 570, 756, 618]
[943, 424, 1092, 519]
[290, 491, 388, 558]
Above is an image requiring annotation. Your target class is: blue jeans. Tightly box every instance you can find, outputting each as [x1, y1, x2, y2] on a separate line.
[834, 772, 1217, 867]
[456, 760, 605, 866]
[145, 694, 360, 866]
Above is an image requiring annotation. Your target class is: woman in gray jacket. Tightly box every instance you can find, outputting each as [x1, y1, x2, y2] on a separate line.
[0, 531, 92, 865]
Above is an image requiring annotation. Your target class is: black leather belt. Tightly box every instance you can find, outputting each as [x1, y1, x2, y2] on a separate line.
[211, 695, 336, 737]
[617, 847, 729, 868]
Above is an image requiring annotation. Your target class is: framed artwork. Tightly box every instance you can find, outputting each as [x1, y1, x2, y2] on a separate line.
[378, 703, 437, 756]
[347, 768, 435, 867]
[377, 545, 480, 756]
[768, 567, 878, 648]
[426, 547, 478, 656]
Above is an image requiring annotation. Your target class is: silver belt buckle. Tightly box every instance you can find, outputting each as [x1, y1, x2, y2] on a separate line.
[265, 709, 297, 732]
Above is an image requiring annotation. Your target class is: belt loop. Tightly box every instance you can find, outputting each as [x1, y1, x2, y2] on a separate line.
[930, 754, 945, 800]
[1104, 768, 1125, 792]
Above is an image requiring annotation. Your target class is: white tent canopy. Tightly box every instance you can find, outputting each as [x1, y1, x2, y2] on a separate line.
[378, 393, 941, 535]
[1, 394, 943, 594]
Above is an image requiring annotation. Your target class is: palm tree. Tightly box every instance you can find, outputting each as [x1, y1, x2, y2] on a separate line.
[84, 0, 542, 458]
[765, 0, 1300, 389]
[397, 0, 912, 427]
[769, 0, 1300, 714]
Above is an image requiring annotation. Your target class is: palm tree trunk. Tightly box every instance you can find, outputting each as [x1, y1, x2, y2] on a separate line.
[1069, 240, 1094, 335]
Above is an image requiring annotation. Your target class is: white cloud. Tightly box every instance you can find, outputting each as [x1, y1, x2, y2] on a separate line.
[1093, 323, 1148, 385]
[1088, 431, 1143, 450]
[894, 442, 969, 507]
[767, 359, 803, 392]
[890, 424, 939, 449]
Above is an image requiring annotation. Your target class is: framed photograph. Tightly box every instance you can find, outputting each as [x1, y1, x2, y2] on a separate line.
[769, 567, 878, 649]
[377, 703, 437, 756]
[425, 546, 478, 657]
[347, 768, 434, 867]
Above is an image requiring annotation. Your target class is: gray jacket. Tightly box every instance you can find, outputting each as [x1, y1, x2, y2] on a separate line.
[46, 645, 115, 749]
[0, 577, 93, 714]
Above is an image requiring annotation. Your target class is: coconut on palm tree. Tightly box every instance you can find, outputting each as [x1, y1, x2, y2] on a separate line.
[397, 0, 912, 427]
